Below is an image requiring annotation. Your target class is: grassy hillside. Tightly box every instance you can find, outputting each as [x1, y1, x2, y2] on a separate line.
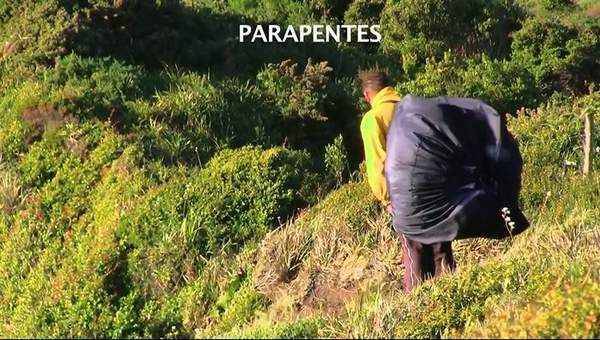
[0, 0, 599, 338]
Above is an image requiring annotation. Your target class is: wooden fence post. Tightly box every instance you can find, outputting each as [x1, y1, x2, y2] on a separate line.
[582, 110, 594, 176]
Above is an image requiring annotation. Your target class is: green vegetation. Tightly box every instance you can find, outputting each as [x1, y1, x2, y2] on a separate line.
[0, 0, 599, 338]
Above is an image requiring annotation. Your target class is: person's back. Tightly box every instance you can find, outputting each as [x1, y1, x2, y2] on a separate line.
[358, 71, 401, 210]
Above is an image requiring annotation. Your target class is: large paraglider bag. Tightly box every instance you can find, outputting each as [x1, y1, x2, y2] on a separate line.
[385, 96, 529, 244]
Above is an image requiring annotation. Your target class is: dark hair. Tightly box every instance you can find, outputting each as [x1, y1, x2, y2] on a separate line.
[359, 70, 390, 92]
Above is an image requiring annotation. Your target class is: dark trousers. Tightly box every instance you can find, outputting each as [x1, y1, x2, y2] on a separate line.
[400, 234, 456, 292]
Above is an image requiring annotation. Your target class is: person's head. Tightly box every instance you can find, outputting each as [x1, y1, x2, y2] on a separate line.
[359, 70, 390, 106]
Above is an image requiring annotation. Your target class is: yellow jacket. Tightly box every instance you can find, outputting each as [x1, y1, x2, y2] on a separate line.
[360, 87, 401, 207]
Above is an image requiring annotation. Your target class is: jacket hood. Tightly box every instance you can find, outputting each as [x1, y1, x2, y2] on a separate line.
[371, 87, 401, 107]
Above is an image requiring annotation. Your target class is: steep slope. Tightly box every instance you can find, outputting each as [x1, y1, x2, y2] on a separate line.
[0, 0, 599, 338]
[216, 99, 600, 338]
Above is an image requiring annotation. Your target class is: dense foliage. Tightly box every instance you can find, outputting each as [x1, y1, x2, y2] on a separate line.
[0, 0, 599, 338]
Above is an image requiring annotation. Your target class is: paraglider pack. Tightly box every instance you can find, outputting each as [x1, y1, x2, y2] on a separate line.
[385, 95, 530, 244]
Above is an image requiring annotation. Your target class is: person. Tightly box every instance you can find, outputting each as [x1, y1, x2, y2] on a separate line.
[358, 70, 401, 213]
[360, 71, 445, 291]
[384, 95, 530, 292]
[358, 72, 529, 292]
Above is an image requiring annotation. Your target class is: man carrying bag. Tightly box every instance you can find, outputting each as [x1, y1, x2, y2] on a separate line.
[385, 95, 530, 292]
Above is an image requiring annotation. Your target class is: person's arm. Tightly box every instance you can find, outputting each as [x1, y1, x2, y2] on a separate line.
[360, 114, 390, 208]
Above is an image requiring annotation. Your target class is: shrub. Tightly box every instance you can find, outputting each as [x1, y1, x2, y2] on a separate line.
[327, 257, 550, 338]
[381, 0, 522, 75]
[185, 146, 319, 256]
[511, 17, 600, 95]
[223, 317, 323, 338]
[0, 1, 77, 65]
[0, 165, 21, 215]
[321, 76, 367, 168]
[461, 55, 540, 113]
[207, 278, 270, 335]
[134, 72, 230, 163]
[40, 123, 125, 220]
[194, 0, 318, 25]
[540, 0, 573, 10]
[140, 65, 357, 167]
[343, 0, 385, 27]
[18, 128, 78, 188]
[18, 121, 122, 187]
[473, 280, 600, 338]
[257, 59, 340, 150]
[16, 121, 126, 241]
[506, 99, 582, 211]
[398, 52, 540, 114]
[397, 51, 463, 98]
[508, 100, 582, 169]
[257, 59, 332, 122]
[0, 57, 32, 94]
[325, 134, 350, 186]
[133, 72, 279, 164]
[43, 54, 143, 124]
[72, 1, 235, 69]
[2, 0, 599, 338]
[117, 146, 321, 306]
[176, 245, 263, 336]
[0, 141, 138, 338]
[72, 0, 338, 75]
[0, 105, 29, 160]
[342, 0, 385, 52]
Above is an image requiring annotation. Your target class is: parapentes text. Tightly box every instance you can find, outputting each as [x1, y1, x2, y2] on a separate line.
[239, 25, 381, 43]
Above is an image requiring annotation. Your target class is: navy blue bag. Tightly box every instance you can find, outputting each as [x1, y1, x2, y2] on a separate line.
[385, 95, 529, 244]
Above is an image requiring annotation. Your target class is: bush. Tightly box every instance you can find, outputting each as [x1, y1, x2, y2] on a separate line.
[0, 139, 137, 338]
[19, 121, 125, 230]
[508, 97, 583, 169]
[257, 59, 332, 122]
[344, 0, 385, 27]
[465, 279, 600, 338]
[133, 71, 279, 164]
[506, 98, 582, 210]
[393, 259, 547, 338]
[398, 52, 540, 114]
[343, 0, 385, 52]
[193, 0, 318, 25]
[71, 0, 340, 75]
[0, 165, 21, 215]
[0, 1, 77, 65]
[0, 79, 59, 160]
[185, 146, 319, 255]
[133, 63, 352, 166]
[71, 1, 232, 69]
[325, 134, 350, 187]
[381, 0, 522, 75]
[0, 55, 140, 160]
[117, 146, 321, 304]
[540, 0, 573, 10]
[224, 317, 323, 338]
[320, 76, 367, 168]
[207, 278, 270, 335]
[511, 17, 600, 95]
[43, 54, 144, 123]
[461, 55, 540, 113]
[18, 127, 78, 188]
[1, 143, 323, 338]
[257, 59, 340, 150]
[1, 0, 599, 338]
[397, 51, 463, 98]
